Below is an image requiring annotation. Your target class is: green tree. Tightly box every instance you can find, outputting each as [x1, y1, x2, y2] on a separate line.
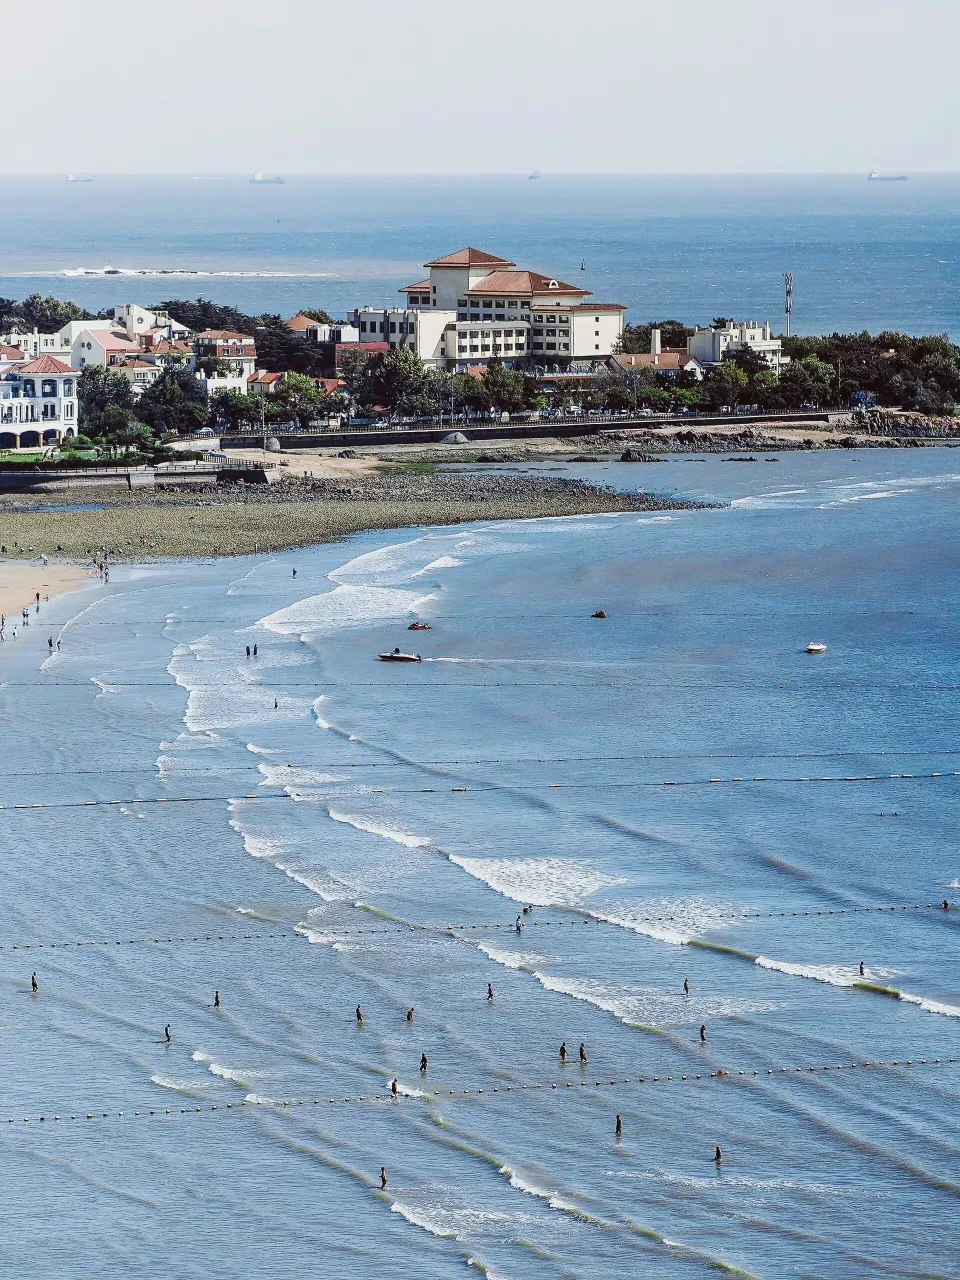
[298, 308, 334, 324]
[77, 365, 134, 429]
[616, 319, 693, 356]
[778, 356, 835, 407]
[18, 294, 93, 332]
[701, 361, 749, 409]
[366, 347, 435, 417]
[136, 367, 211, 436]
[197, 355, 234, 378]
[271, 373, 328, 428]
[210, 390, 262, 432]
[479, 359, 526, 413]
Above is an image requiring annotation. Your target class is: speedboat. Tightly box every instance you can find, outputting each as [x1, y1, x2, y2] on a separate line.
[379, 648, 422, 662]
[408, 622, 431, 631]
[806, 642, 828, 654]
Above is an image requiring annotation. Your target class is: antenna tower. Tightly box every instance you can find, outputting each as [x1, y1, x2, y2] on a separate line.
[783, 272, 793, 338]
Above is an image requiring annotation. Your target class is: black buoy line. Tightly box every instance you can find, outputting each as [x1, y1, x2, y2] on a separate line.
[0, 771, 956, 813]
[0, 901, 952, 954]
[5, 1057, 956, 1129]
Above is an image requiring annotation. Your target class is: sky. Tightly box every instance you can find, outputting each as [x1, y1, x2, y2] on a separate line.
[5, 0, 958, 174]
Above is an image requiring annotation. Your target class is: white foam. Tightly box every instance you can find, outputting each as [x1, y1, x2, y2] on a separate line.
[899, 991, 960, 1018]
[191, 1050, 254, 1086]
[328, 809, 431, 849]
[612, 1169, 840, 1194]
[498, 1166, 581, 1216]
[411, 555, 465, 576]
[755, 957, 899, 986]
[258, 764, 347, 788]
[449, 855, 624, 907]
[533, 973, 776, 1028]
[390, 1202, 457, 1239]
[149, 1075, 203, 1095]
[229, 820, 354, 901]
[593, 897, 742, 946]
[247, 742, 280, 756]
[258, 584, 434, 637]
[477, 942, 549, 971]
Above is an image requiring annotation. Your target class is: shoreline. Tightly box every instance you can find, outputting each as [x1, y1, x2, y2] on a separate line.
[0, 473, 700, 561]
[0, 562, 96, 620]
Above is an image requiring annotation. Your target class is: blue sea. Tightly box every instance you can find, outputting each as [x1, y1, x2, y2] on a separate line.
[1, 448, 958, 1278]
[0, 173, 957, 337]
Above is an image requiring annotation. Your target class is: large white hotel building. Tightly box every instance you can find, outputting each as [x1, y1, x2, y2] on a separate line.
[349, 247, 625, 372]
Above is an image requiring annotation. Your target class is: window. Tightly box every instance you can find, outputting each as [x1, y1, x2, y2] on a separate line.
[559, 316, 569, 323]
[360, 321, 367, 332]
[42, 403, 57, 419]
[594, 316, 600, 322]
[560, 329, 569, 338]
[595, 344, 600, 350]
[561, 343, 570, 351]
[41, 380, 57, 397]
[457, 313, 467, 321]
[64, 402, 74, 418]
[457, 299, 467, 307]
[470, 345, 479, 353]
[521, 302, 531, 309]
[23, 379, 35, 396]
[508, 300, 518, 308]
[470, 331, 479, 339]
[495, 300, 505, 307]
[470, 313, 480, 321]
[389, 322, 397, 333]
[547, 343, 556, 351]
[495, 313, 505, 320]
[482, 300, 492, 308]
[63, 379, 73, 395]
[534, 314, 543, 323]
[379, 322, 386, 333]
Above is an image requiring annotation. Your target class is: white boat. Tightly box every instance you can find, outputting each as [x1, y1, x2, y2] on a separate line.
[379, 648, 422, 663]
[251, 172, 285, 184]
[806, 642, 828, 654]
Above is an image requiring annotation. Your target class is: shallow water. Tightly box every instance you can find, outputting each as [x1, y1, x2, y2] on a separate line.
[1, 448, 958, 1278]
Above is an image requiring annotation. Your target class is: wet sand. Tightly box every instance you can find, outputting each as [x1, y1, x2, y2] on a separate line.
[0, 562, 95, 619]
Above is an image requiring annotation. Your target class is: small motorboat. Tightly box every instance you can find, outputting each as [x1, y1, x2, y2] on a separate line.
[806, 641, 828, 654]
[408, 622, 431, 631]
[592, 610, 607, 619]
[379, 648, 422, 662]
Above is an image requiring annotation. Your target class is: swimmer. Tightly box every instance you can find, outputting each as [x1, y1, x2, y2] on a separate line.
[487, 983, 494, 1002]
[380, 1167, 387, 1190]
[406, 1007, 414, 1023]
[356, 1005, 364, 1024]
[615, 1114, 622, 1138]
[164, 1024, 172, 1043]
[943, 899, 950, 911]
[31, 971, 38, 994]
[683, 979, 690, 997]
[714, 1145, 723, 1163]
[859, 962, 865, 976]
[214, 990, 221, 1009]
[579, 1042, 587, 1064]
[391, 1079, 398, 1096]
[700, 1024, 707, 1043]
[559, 1041, 568, 1064]
[420, 1053, 428, 1073]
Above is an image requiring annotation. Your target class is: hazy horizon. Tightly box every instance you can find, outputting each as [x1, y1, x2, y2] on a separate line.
[5, 0, 957, 175]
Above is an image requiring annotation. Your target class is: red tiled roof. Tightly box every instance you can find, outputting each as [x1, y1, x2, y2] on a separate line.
[196, 330, 255, 342]
[16, 355, 74, 374]
[399, 280, 431, 293]
[610, 352, 701, 372]
[248, 371, 284, 385]
[0, 344, 25, 360]
[285, 315, 320, 332]
[465, 270, 590, 298]
[91, 333, 140, 352]
[424, 248, 516, 268]
[573, 303, 626, 312]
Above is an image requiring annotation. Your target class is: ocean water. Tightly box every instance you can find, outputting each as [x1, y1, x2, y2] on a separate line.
[0, 173, 957, 337]
[0, 447, 959, 1278]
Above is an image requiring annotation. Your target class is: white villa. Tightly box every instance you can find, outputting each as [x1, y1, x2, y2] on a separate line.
[687, 320, 788, 374]
[0, 356, 79, 447]
[350, 247, 626, 371]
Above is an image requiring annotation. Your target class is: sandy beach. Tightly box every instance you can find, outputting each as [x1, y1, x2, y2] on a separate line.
[0, 561, 95, 620]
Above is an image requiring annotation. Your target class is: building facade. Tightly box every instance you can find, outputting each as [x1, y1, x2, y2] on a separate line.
[349, 247, 626, 372]
[0, 356, 79, 447]
[687, 321, 788, 373]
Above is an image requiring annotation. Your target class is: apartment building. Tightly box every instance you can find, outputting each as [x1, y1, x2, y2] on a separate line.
[350, 247, 625, 371]
[687, 320, 788, 374]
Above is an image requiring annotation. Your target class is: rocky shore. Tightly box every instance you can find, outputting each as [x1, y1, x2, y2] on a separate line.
[0, 471, 700, 561]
